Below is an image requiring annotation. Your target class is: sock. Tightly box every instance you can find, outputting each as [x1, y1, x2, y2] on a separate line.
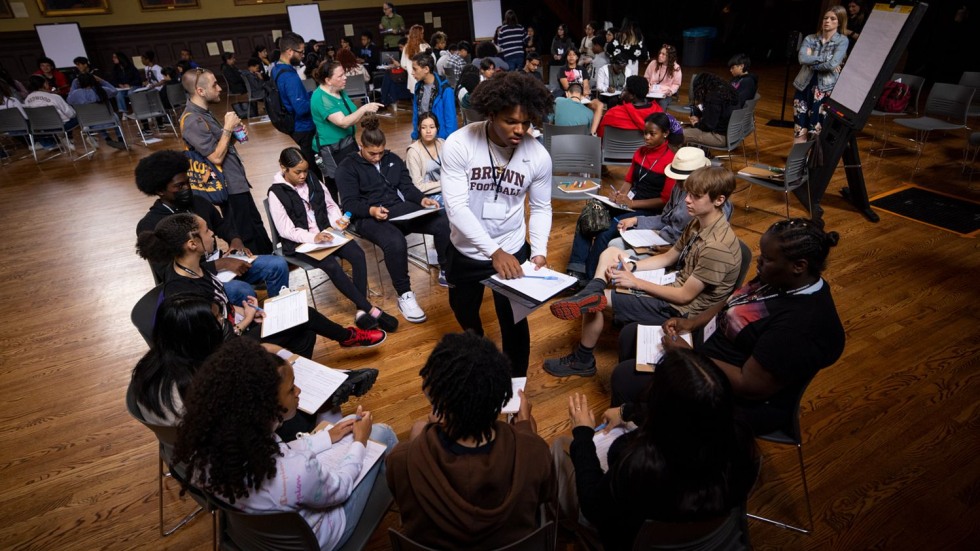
[370, 306, 382, 318]
[581, 278, 607, 296]
[575, 343, 595, 363]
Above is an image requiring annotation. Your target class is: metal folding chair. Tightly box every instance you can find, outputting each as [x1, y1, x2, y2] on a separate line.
[24, 106, 73, 162]
[75, 103, 129, 159]
[129, 89, 178, 145]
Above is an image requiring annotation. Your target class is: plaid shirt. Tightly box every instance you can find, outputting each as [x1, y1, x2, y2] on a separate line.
[445, 53, 467, 81]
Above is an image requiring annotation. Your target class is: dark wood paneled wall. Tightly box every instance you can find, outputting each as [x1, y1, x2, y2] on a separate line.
[0, 1, 471, 81]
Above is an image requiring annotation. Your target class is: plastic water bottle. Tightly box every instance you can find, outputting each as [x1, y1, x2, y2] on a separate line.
[337, 211, 351, 230]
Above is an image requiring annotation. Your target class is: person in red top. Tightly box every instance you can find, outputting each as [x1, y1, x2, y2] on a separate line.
[33, 56, 70, 97]
[597, 75, 662, 137]
[568, 112, 676, 281]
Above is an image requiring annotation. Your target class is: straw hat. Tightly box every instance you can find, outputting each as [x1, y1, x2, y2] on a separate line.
[664, 147, 711, 180]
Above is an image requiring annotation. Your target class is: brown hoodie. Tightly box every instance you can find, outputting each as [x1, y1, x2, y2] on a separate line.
[386, 420, 555, 549]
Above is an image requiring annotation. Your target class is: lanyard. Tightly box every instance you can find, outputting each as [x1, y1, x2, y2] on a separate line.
[724, 281, 818, 311]
[422, 140, 442, 167]
[485, 123, 512, 202]
[636, 145, 669, 184]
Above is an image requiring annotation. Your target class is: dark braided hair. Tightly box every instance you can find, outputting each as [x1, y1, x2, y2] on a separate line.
[419, 332, 513, 443]
[135, 213, 200, 264]
[764, 218, 840, 277]
[470, 71, 555, 125]
[173, 338, 286, 504]
[691, 72, 738, 106]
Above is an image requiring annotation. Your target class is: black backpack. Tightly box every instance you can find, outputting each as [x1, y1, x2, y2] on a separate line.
[263, 64, 296, 135]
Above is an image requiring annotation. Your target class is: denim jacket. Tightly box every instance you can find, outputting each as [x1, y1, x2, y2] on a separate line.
[793, 32, 847, 92]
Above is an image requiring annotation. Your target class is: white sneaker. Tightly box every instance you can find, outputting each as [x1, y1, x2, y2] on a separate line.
[397, 291, 427, 323]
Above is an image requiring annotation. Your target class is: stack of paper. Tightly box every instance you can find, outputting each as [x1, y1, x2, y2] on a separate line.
[483, 262, 578, 323]
[290, 356, 349, 414]
[620, 229, 670, 248]
[636, 325, 692, 371]
[261, 289, 309, 338]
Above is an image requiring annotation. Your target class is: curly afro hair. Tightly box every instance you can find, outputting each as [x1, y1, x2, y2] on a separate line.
[469, 72, 554, 125]
[419, 331, 513, 443]
[173, 338, 287, 503]
[135, 150, 190, 196]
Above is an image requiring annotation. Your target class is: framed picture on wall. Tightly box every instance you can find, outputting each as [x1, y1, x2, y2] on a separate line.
[139, 0, 199, 11]
[1, 0, 14, 19]
[35, 0, 110, 17]
[233, 0, 284, 5]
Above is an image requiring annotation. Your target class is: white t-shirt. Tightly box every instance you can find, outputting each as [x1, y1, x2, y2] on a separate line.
[442, 121, 552, 261]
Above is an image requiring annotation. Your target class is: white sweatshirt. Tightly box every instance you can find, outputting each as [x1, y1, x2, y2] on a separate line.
[442, 121, 552, 261]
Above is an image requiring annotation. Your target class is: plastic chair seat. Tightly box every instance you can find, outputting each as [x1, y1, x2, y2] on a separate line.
[895, 116, 965, 132]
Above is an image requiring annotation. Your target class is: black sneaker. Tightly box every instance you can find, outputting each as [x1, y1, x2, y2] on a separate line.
[328, 368, 380, 408]
[375, 310, 399, 332]
[355, 311, 380, 330]
[543, 353, 597, 378]
[550, 292, 607, 320]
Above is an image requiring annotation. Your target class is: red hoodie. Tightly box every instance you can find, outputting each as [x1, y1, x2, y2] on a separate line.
[597, 101, 664, 137]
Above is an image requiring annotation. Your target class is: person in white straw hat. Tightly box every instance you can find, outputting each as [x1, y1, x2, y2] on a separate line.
[611, 147, 733, 253]
[544, 159, 742, 378]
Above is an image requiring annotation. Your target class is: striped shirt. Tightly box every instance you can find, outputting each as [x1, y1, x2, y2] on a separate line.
[670, 214, 741, 316]
[495, 25, 527, 59]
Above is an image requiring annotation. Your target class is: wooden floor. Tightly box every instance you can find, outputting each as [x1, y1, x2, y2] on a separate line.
[1, 64, 978, 550]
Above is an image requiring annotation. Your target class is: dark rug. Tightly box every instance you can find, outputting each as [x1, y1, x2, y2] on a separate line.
[870, 185, 980, 237]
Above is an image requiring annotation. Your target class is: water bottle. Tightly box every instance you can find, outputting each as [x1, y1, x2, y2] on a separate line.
[337, 211, 351, 230]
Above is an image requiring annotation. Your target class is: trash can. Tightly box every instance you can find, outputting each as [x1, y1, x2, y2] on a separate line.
[681, 27, 717, 67]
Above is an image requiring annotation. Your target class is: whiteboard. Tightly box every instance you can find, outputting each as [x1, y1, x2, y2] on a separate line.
[471, 0, 502, 41]
[287, 4, 324, 42]
[35, 23, 87, 69]
[831, 4, 911, 115]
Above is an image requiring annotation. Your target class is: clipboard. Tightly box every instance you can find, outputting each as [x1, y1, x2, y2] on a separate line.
[260, 288, 309, 338]
[635, 325, 691, 372]
[738, 166, 785, 180]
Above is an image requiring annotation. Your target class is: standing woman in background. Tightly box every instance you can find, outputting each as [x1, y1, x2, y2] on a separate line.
[402, 25, 431, 96]
[524, 25, 540, 55]
[551, 24, 575, 64]
[616, 18, 647, 75]
[792, 6, 848, 143]
[580, 21, 599, 56]
[494, 10, 527, 72]
[843, 1, 867, 51]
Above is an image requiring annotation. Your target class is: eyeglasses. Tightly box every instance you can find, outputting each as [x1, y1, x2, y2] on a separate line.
[191, 67, 207, 90]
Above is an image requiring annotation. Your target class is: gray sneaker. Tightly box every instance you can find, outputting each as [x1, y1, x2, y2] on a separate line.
[543, 352, 597, 378]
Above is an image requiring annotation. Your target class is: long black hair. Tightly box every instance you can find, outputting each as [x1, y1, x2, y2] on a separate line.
[131, 294, 224, 421]
[692, 72, 738, 106]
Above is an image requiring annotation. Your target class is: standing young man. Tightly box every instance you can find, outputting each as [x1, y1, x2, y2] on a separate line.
[441, 72, 555, 377]
[272, 32, 325, 188]
[545, 167, 742, 377]
[410, 53, 457, 140]
[180, 68, 273, 254]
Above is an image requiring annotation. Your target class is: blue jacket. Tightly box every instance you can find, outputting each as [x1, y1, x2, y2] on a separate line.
[793, 32, 848, 93]
[271, 62, 314, 132]
[412, 73, 458, 140]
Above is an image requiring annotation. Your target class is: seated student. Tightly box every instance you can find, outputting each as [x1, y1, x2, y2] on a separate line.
[242, 58, 268, 110]
[358, 31, 381, 75]
[386, 332, 556, 549]
[220, 53, 250, 118]
[643, 44, 682, 105]
[728, 53, 758, 108]
[335, 115, 451, 323]
[66, 73, 126, 150]
[553, 82, 603, 135]
[33, 56, 70, 97]
[68, 56, 100, 91]
[554, 351, 758, 550]
[410, 53, 457, 140]
[136, 213, 387, 355]
[613, 219, 846, 435]
[456, 64, 481, 109]
[173, 338, 398, 551]
[596, 76, 663, 137]
[478, 58, 497, 82]
[269, 147, 398, 332]
[567, 113, 678, 282]
[135, 150, 289, 306]
[24, 75, 77, 150]
[594, 54, 634, 107]
[471, 40, 509, 71]
[405, 112, 444, 203]
[545, 167, 741, 378]
[558, 49, 590, 97]
[590, 35, 609, 72]
[520, 52, 544, 82]
[130, 294, 378, 435]
[609, 148, 733, 253]
[378, 37, 414, 111]
[683, 72, 739, 148]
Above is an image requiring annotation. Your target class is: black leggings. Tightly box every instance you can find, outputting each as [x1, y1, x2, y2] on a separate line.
[445, 243, 531, 377]
[298, 241, 372, 313]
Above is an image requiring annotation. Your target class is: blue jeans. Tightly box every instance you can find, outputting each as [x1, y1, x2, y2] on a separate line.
[240, 254, 291, 297]
[115, 88, 129, 112]
[504, 54, 525, 72]
[336, 423, 398, 548]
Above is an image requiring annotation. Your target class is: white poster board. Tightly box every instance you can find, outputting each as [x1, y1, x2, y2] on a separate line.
[35, 23, 87, 68]
[471, 0, 501, 41]
[287, 4, 324, 42]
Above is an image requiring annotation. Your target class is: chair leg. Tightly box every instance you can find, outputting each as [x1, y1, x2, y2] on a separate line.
[158, 455, 205, 537]
[304, 269, 317, 310]
[747, 442, 813, 535]
[784, 192, 791, 219]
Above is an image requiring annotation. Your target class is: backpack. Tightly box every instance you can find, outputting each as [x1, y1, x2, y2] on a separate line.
[876, 80, 911, 113]
[178, 112, 229, 204]
[263, 64, 296, 135]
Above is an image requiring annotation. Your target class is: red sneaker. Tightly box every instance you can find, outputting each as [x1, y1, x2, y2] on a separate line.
[340, 327, 386, 348]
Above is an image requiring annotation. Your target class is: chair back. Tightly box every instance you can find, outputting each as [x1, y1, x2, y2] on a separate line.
[24, 106, 66, 134]
[167, 84, 188, 109]
[0, 108, 30, 134]
[551, 134, 601, 177]
[958, 71, 980, 113]
[131, 284, 164, 347]
[74, 103, 117, 130]
[344, 75, 370, 102]
[632, 507, 749, 551]
[390, 521, 556, 551]
[548, 65, 563, 88]
[125, 380, 180, 462]
[724, 107, 751, 149]
[130, 90, 167, 120]
[542, 122, 588, 152]
[755, 369, 822, 444]
[601, 127, 645, 165]
[216, 501, 320, 551]
[743, 92, 761, 112]
[923, 83, 975, 125]
[262, 198, 285, 249]
[892, 73, 926, 116]
[302, 79, 317, 93]
[782, 140, 815, 190]
[734, 239, 752, 289]
[462, 107, 486, 124]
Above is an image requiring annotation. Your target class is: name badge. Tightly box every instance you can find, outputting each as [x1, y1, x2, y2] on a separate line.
[627, 190, 636, 200]
[483, 201, 507, 220]
[703, 316, 717, 342]
[660, 271, 677, 285]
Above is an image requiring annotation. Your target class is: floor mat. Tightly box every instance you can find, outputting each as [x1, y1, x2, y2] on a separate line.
[869, 184, 980, 237]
